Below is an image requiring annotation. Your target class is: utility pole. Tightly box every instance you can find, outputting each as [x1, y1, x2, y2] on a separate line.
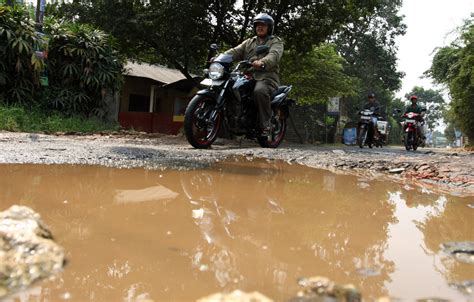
[35, 0, 46, 31]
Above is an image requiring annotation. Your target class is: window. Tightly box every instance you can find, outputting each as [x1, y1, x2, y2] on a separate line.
[128, 94, 150, 112]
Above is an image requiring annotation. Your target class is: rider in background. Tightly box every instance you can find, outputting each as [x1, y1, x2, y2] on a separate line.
[404, 95, 425, 139]
[363, 93, 381, 126]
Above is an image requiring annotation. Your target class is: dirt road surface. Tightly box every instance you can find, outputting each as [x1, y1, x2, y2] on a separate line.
[0, 131, 472, 196]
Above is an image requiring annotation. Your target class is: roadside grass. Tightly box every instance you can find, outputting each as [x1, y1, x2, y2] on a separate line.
[0, 105, 119, 133]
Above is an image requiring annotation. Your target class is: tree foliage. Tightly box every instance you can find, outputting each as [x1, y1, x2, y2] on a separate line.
[281, 44, 358, 105]
[334, 0, 406, 127]
[426, 14, 474, 142]
[50, 0, 388, 79]
[335, 0, 405, 92]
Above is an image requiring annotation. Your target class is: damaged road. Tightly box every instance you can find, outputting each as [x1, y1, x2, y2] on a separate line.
[0, 131, 473, 196]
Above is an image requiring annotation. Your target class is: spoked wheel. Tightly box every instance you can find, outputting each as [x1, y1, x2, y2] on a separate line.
[258, 108, 287, 148]
[184, 96, 221, 149]
[358, 127, 367, 148]
[405, 132, 413, 151]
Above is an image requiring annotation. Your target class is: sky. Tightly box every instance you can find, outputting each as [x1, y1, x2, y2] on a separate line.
[395, 0, 474, 100]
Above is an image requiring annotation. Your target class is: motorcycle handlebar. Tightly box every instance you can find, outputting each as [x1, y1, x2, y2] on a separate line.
[238, 60, 252, 68]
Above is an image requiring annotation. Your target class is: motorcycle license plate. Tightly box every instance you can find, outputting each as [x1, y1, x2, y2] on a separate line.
[405, 119, 416, 123]
[361, 116, 371, 120]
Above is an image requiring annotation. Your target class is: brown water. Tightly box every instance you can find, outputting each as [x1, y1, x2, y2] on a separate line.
[0, 161, 473, 301]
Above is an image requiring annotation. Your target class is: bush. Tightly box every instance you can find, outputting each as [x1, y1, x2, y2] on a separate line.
[0, 105, 118, 133]
[0, 5, 43, 104]
[0, 4, 124, 118]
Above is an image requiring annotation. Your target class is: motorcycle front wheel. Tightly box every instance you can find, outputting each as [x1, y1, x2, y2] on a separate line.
[404, 132, 413, 151]
[184, 95, 221, 149]
[258, 108, 287, 148]
[413, 134, 419, 151]
[358, 127, 367, 148]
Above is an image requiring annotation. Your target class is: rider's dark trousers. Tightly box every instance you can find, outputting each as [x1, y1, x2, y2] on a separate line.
[253, 80, 277, 130]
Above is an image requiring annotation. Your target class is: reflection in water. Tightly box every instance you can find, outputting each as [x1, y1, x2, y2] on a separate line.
[114, 185, 179, 204]
[0, 162, 472, 301]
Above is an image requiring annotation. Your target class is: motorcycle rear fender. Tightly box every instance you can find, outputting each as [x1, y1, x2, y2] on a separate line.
[278, 105, 290, 118]
[271, 97, 295, 108]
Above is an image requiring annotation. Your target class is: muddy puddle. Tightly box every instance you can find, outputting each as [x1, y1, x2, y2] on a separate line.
[0, 160, 473, 301]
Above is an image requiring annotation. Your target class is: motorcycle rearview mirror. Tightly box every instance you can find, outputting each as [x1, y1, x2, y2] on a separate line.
[255, 45, 270, 55]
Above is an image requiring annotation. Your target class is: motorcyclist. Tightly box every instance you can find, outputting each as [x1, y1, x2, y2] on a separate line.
[223, 13, 284, 138]
[363, 93, 381, 116]
[404, 95, 425, 139]
[362, 93, 381, 140]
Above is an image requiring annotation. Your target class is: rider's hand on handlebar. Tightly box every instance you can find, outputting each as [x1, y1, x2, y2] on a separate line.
[252, 60, 265, 70]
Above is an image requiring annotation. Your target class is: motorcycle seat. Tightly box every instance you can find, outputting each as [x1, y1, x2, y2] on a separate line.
[271, 86, 289, 99]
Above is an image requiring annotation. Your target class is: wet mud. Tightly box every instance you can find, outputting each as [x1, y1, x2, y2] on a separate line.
[0, 160, 472, 301]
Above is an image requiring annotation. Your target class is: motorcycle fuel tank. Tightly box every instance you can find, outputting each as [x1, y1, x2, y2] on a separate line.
[232, 75, 255, 103]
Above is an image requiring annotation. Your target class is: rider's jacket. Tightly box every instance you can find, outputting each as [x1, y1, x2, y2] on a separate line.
[224, 35, 284, 86]
[405, 104, 423, 114]
[363, 100, 381, 114]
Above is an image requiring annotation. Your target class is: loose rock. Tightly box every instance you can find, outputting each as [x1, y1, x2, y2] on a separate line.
[289, 276, 361, 302]
[0, 205, 66, 298]
[440, 241, 474, 264]
[389, 168, 405, 174]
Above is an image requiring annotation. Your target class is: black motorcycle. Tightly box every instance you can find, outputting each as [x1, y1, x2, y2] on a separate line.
[357, 108, 378, 148]
[184, 45, 294, 149]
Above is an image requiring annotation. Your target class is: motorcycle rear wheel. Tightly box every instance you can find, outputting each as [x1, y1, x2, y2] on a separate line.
[258, 108, 287, 148]
[184, 96, 221, 149]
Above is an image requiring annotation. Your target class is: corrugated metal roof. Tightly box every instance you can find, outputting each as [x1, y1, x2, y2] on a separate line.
[124, 62, 188, 84]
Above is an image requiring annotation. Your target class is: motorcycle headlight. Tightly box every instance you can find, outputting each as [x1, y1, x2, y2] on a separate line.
[209, 63, 224, 80]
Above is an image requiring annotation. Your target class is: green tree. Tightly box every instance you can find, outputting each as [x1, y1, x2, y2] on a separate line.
[404, 86, 447, 132]
[334, 0, 406, 128]
[281, 44, 358, 105]
[444, 122, 456, 144]
[426, 14, 474, 142]
[50, 0, 387, 79]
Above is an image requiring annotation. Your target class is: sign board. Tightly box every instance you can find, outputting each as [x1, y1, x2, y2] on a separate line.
[327, 97, 340, 115]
